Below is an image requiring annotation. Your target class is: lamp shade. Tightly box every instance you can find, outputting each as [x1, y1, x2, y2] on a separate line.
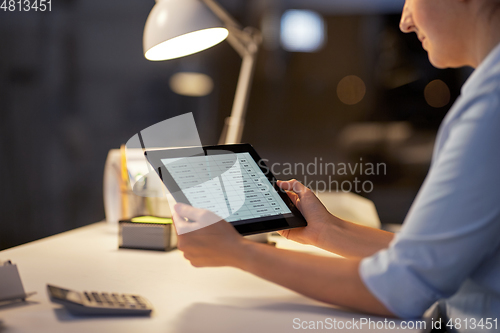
[143, 0, 229, 61]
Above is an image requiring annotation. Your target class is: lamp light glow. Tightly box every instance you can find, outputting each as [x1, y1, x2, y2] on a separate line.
[145, 27, 228, 61]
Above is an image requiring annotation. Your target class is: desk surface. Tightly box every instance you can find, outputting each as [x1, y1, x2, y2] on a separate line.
[0, 223, 432, 333]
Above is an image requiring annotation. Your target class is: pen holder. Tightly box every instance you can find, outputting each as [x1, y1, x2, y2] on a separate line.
[104, 149, 171, 224]
[120, 190, 171, 221]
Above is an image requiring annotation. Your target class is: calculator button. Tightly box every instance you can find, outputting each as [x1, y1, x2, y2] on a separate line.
[111, 293, 125, 305]
[101, 293, 114, 305]
[91, 292, 103, 303]
[83, 292, 92, 302]
[133, 296, 147, 306]
[123, 295, 138, 307]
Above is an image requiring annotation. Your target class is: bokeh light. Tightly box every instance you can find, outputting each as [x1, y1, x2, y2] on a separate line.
[169, 72, 214, 97]
[424, 79, 451, 108]
[280, 10, 326, 52]
[337, 75, 366, 105]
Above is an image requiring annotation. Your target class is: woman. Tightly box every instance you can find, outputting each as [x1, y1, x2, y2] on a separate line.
[172, 0, 500, 328]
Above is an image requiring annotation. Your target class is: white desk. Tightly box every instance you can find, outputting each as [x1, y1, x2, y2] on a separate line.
[0, 223, 433, 333]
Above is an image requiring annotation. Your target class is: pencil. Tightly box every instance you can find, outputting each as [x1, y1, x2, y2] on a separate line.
[120, 144, 130, 219]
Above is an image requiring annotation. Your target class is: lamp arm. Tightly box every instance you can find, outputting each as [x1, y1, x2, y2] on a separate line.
[200, 0, 243, 31]
[199, 0, 261, 144]
[218, 52, 258, 144]
[201, 0, 261, 57]
[217, 32, 260, 144]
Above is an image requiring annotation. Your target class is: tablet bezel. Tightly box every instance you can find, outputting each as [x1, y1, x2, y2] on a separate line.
[144, 144, 307, 235]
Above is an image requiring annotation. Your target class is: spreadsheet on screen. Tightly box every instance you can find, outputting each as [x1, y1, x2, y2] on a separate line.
[161, 152, 291, 223]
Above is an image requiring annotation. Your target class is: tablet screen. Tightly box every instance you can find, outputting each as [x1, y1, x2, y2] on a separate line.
[145, 144, 307, 235]
[160, 152, 292, 225]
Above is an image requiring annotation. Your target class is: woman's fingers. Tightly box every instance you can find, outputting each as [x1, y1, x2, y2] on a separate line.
[284, 190, 299, 205]
[290, 192, 302, 210]
[277, 179, 307, 193]
[277, 229, 291, 239]
[173, 203, 224, 235]
[174, 203, 204, 221]
[277, 179, 311, 197]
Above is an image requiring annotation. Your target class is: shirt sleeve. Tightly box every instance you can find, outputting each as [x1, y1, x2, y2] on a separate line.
[360, 94, 500, 319]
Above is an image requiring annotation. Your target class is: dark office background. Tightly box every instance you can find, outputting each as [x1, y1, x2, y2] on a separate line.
[0, 0, 471, 250]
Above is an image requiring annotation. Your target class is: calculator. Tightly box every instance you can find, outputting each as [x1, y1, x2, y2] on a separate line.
[47, 284, 153, 316]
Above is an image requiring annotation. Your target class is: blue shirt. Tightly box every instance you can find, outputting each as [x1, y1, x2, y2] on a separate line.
[360, 42, 500, 330]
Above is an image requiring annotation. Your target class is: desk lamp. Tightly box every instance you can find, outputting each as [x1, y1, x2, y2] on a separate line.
[143, 0, 261, 144]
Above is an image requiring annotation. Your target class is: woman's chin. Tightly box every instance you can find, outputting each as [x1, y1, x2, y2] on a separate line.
[428, 53, 449, 69]
[428, 51, 469, 69]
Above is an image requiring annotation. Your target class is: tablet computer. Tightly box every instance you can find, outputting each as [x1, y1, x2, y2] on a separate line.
[145, 144, 307, 235]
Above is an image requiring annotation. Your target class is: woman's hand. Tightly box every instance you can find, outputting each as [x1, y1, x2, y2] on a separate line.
[277, 179, 394, 258]
[276, 179, 343, 247]
[173, 203, 249, 268]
